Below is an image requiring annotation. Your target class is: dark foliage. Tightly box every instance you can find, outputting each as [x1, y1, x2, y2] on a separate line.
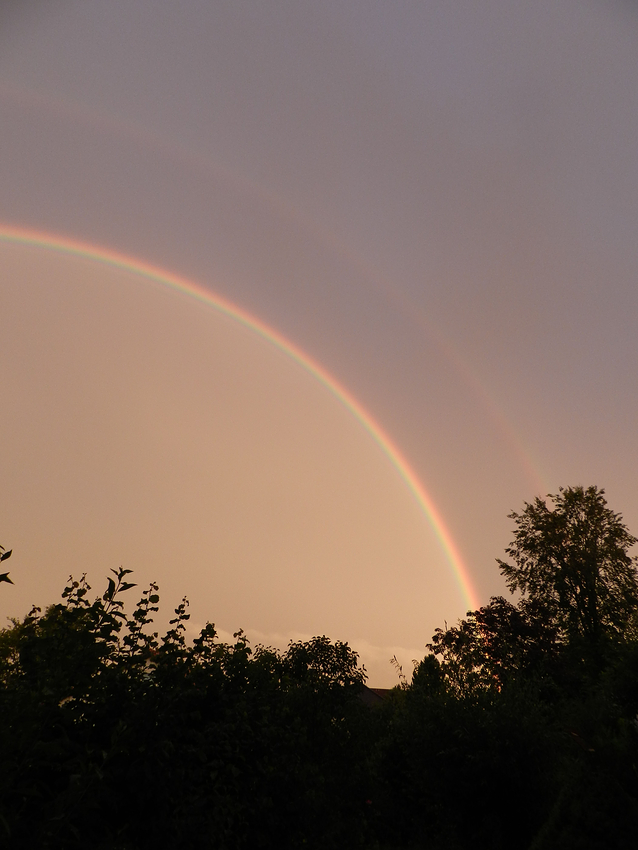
[2, 486, 638, 848]
[0, 571, 372, 849]
[497, 485, 638, 643]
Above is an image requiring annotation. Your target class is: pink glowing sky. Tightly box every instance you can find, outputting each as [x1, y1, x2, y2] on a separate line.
[1, 1, 637, 684]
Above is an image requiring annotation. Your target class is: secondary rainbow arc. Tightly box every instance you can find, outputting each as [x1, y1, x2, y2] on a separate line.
[0, 224, 480, 610]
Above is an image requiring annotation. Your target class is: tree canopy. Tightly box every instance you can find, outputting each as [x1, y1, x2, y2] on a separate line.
[2, 486, 638, 848]
[0, 569, 372, 849]
[497, 485, 638, 642]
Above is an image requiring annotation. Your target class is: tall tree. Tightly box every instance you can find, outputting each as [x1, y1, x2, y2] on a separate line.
[497, 486, 638, 643]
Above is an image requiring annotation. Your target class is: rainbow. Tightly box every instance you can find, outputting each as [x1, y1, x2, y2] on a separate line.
[2, 81, 546, 497]
[0, 224, 480, 610]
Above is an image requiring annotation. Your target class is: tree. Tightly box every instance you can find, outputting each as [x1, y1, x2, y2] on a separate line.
[412, 489, 638, 848]
[426, 595, 562, 693]
[497, 486, 638, 643]
[0, 569, 373, 849]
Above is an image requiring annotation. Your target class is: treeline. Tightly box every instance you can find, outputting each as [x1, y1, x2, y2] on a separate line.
[2, 485, 638, 848]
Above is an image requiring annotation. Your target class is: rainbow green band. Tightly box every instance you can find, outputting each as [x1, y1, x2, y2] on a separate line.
[0, 224, 479, 610]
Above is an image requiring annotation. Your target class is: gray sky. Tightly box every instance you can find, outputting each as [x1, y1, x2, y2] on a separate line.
[1, 1, 637, 683]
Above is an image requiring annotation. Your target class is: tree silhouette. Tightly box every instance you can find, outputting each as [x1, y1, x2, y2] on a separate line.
[497, 485, 638, 643]
[3, 490, 638, 848]
[0, 569, 371, 848]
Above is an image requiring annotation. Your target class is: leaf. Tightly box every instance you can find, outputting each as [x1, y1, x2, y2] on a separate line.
[0, 572, 13, 584]
[103, 577, 117, 601]
[0, 549, 12, 562]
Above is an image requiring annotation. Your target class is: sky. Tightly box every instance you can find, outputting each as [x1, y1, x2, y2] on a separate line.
[1, 0, 637, 685]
